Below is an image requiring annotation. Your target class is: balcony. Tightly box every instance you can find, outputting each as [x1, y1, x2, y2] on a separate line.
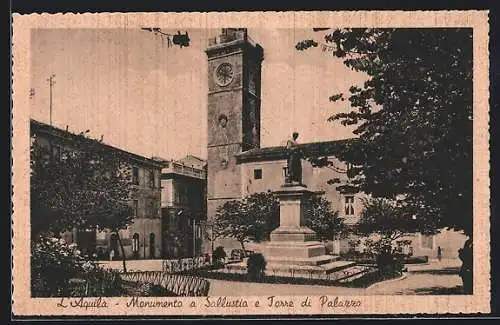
[162, 161, 206, 180]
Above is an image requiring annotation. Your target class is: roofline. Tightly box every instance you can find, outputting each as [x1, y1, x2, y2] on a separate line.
[183, 154, 207, 163]
[30, 119, 165, 168]
[236, 146, 289, 163]
[235, 139, 357, 164]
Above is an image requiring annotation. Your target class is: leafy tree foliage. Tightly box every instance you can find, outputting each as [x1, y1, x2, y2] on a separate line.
[213, 192, 279, 251]
[213, 192, 343, 248]
[31, 235, 123, 297]
[356, 197, 423, 241]
[200, 219, 225, 254]
[351, 197, 426, 277]
[30, 130, 136, 271]
[306, 196, 345, 241]
[296, 28, 473, 237]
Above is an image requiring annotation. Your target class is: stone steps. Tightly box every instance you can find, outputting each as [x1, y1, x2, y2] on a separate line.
[265, 254, 340, 266]
[217, 260, 378, 285]
[321, 260, 357, 274]
[337, 266, 377, 283]
[226, 258, 357, 276]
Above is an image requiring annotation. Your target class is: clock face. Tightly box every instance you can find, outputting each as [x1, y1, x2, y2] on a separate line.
[214, 62, 234, 87]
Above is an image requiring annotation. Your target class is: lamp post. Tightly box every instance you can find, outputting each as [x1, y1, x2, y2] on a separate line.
[46, 74, 56, 125]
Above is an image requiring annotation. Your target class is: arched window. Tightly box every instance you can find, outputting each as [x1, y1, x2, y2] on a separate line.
[132, 233, 139, 253]
[109, 234, 119, 258]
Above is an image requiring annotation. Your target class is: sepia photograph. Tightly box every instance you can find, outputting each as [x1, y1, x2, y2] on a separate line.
[11, 11, 490, 316]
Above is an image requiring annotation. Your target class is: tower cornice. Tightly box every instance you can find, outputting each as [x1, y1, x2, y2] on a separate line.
[205, 39, 264, 62]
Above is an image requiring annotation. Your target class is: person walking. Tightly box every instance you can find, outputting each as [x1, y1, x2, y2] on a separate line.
[437, 246, 442, 261]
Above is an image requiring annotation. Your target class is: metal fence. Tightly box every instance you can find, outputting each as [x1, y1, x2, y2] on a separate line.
[162, 256, 210, 274]
[120, 271, 210, 297]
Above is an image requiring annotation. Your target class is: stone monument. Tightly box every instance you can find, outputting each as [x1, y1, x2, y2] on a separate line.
[256, 133, 351, 274]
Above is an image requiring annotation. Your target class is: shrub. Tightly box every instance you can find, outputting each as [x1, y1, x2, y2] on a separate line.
[212, 246, 226, 265]
[230, 249, 246, 261]
[405, 255, 429, 264]
[375, 247, 405, 278]
[31, 234, 124, 297]
[135, 282, 166, 297]
[246, 253, 266, 282]
[31, 235, 86, 297]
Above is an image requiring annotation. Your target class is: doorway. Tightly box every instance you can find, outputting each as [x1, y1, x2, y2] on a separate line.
[132, 233, 140, 259]
[149, 233, 155, 258]
[109, 233, 119, 259]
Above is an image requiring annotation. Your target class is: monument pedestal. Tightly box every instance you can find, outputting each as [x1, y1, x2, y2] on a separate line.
[258, 183, 339, 271]
[226, 183, 357, 277]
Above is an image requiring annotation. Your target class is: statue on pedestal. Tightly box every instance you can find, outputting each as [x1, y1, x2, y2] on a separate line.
[285, 132, 302, 184]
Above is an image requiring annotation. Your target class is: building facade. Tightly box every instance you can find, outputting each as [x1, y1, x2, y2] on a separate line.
[159, 156, 207, 258]
[30, 119, 164, 260]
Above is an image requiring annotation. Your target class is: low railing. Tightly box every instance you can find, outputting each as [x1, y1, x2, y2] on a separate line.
[162, 256, 211, 274]
[120, 271, 210, 297]
[163, 161, 206, 179]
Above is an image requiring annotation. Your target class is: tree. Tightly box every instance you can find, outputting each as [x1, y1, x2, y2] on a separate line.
[296, 28, 472, 238]
[30, 130, 136, 272]
[306, 195, 344, 242]
[297, 28, 472, 289]
[213, 192, 279, 252]
[213, 192, 342, 250]
[356, 197, 430, 242]
[354, 197, 428, 277]
[200, 219, 224, 255]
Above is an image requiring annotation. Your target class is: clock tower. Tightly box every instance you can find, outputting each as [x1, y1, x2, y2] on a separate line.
[205, 28, 264, 223]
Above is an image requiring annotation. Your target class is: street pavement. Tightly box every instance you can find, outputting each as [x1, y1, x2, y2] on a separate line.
[98, 258, 464, 296]
[207, 259, 463, 296]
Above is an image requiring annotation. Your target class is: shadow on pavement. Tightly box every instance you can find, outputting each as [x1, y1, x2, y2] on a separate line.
[410, 285, 465, 295]
[409, 266, 460, 275]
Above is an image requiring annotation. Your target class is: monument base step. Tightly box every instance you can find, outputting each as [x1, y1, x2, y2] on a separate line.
[225, 258, 356, 275]
[265, 254, 340, 266]
[259, 241, 327, 260]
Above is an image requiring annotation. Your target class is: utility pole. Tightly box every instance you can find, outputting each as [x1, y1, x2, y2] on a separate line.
[46, 74, 56, 125]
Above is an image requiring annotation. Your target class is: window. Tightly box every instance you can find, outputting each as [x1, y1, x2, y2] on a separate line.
[169, 213, 177, 228]
[253, 168, 262, 180]
[282, 167, 288, 178]
[149, 170, 155, 189]
[132, 167, 139, 185]
[175, 190, 181, 204]
[345, 196, 355, 216]
[149, 233, 155, 258]
[133, 200, 139, 217]
[147, 200, 157, 218]
[345, 163, 352, 178]
[132, 233, 139, 253]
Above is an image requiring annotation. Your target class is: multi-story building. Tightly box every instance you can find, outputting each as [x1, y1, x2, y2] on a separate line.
[158, 156, 207, 258]
[30, 119, 164, 260]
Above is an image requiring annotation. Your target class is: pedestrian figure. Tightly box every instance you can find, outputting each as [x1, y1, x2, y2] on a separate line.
[109, 249, 115, 261]
[437, 246, 442, 261]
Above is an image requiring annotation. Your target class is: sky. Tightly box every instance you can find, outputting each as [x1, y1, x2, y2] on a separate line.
[30, 28, 368, 160]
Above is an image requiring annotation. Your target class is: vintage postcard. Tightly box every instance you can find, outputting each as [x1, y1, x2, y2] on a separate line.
[11, 11, 490, 317]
